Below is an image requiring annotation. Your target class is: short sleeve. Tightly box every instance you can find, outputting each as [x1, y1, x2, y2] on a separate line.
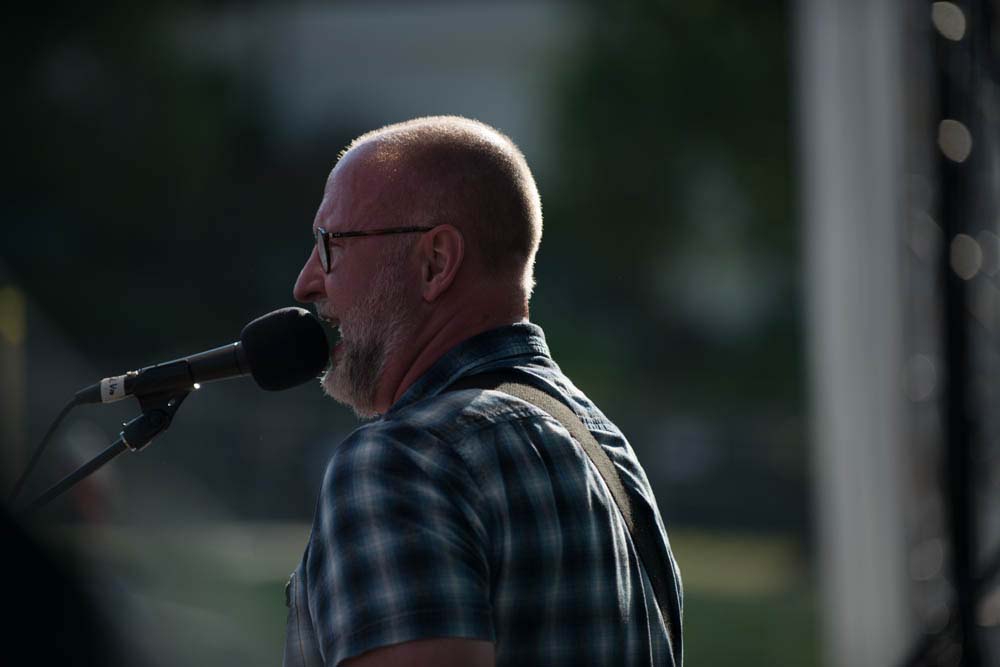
[303, 424, 495, 666]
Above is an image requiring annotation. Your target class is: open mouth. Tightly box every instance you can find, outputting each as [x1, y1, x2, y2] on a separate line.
[316, 312, 343, 357]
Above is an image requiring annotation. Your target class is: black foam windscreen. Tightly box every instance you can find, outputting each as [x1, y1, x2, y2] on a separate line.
[240, 307, 330, 391]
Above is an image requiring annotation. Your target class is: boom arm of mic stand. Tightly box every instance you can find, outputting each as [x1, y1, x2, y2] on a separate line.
[17, 390, 193, 517]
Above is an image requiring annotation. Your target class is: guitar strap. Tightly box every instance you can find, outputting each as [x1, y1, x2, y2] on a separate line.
[447, 370, 682, 663]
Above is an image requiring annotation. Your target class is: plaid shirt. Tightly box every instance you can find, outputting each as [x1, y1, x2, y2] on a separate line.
[283, 322, 683, 666]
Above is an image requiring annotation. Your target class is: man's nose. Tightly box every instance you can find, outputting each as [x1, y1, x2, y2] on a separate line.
[293, 248, 324, 303]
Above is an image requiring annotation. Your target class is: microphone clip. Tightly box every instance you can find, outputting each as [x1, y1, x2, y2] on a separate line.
[121, 390, 193, 452]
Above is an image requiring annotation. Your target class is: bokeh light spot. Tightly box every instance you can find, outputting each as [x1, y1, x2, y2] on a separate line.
[938, 119, 973, 162]
[950, 233, 982, 279]
[932, 2, 967, 41]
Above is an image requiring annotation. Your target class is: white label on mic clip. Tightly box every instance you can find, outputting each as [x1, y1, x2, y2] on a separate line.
[101, 375, 129, 403]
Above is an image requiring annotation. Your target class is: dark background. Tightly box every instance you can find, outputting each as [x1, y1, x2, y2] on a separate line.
[1, 2, 810, 665]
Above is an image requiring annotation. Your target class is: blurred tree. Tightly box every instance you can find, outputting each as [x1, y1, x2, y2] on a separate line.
[3, 3, 358, 366]
[542, 0, 805, 532]
[544, 0, 796, 405]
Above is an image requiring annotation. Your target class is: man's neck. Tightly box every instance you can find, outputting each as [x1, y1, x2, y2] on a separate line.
[374, 297, 526, 414]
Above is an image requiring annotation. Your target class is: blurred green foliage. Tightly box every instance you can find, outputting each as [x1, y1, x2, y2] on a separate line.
[543, 0, 797, 409]
[538, 0, 805, 534]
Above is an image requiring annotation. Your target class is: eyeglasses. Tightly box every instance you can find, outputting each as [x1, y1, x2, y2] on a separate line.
[313, 225, 436, 273]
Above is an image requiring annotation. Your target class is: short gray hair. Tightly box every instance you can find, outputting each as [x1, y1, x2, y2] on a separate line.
[345, 116, 543, 299]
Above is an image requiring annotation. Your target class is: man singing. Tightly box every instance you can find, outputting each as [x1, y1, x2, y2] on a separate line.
[286, 116, 682, 667]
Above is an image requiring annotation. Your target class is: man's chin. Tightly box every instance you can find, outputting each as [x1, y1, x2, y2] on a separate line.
[320, 365, 380, 419]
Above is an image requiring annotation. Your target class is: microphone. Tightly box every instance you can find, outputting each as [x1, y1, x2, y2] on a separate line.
[74, 307, 330, 404]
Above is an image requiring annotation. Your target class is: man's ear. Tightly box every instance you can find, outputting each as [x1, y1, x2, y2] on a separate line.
[419, 224, 464, 302]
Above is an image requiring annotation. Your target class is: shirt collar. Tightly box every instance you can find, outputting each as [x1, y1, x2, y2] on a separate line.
[386, 321, 551, 415]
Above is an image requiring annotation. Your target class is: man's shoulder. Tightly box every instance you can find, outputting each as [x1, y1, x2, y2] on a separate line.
[395, 367, 625, 441]
[315, 408, 476, 508]
[323, 390, 517, 471]
[321, 376, 562, 475]
[346, 385, 549, 452]
[324, 366, 629, 490]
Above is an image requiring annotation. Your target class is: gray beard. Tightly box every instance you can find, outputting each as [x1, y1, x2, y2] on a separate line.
[321, 330, 387, 419]
[320, 256, 413, 418]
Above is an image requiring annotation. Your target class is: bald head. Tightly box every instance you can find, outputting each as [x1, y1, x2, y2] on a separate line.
[342, 116, 543, 302]
[295, 117, 545, 415]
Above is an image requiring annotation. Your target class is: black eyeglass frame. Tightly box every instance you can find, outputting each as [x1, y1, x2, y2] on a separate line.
[313, 225, 436, 273]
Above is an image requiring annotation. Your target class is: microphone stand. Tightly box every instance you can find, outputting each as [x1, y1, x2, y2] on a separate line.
[17, 389, 192, 516]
